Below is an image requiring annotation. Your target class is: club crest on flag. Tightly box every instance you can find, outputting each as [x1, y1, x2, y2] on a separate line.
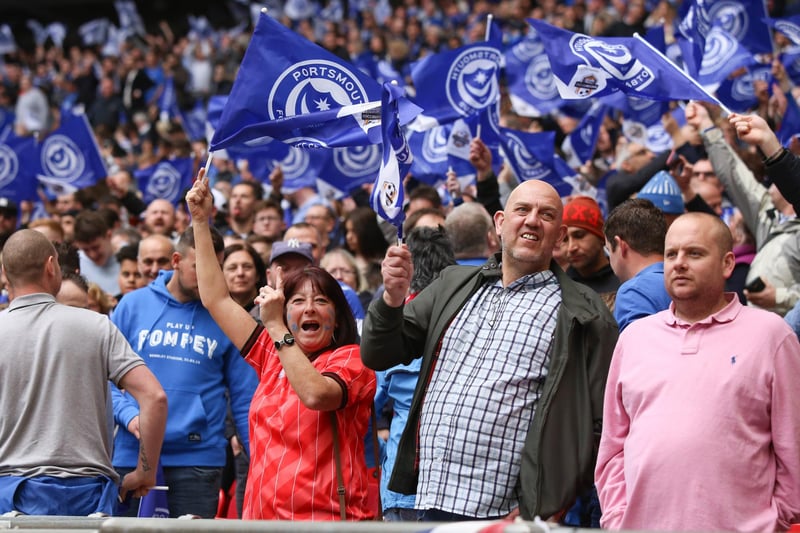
[446, 46, 501, 116]
[699, 27, 739, 77]
[571, 37, 654, 92]
[333, 145, 381, 179]
[41, 135, 86, 180]
[146, 164, 184, 203]
[707, 1, 748, 38]
[422, 128, 448, 163]
[503, 130, 552, 181]
[0, 145, 19, 188]
[269, 60, 371, 120]
[379, 180, 399, 209]
[573, 71, 603, 97]
[280, 147, 312, 180]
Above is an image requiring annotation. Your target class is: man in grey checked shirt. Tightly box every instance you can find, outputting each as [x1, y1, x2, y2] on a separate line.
[362, 180, 618, 522]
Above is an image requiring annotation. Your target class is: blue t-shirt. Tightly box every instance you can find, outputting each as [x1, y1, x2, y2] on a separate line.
[614, 262, 671, 332]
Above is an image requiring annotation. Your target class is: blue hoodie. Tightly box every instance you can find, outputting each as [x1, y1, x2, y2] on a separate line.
[111, 271, 257, 468]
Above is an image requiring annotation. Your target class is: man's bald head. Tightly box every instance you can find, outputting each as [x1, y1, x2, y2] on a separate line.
[2, 229, 60, 291]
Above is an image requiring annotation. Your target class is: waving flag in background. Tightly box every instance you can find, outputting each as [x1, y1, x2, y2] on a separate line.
[409, 41, 502, 130]
[408, 126, 449, 184]
[322, 145, 383, 194]
[504, 29, 563, 117]
[134, 158, 194, 205]
[211, 11, 386, 150]
[115, 0, 146, 38]
[603, 93, 672, 152]
[781, 46, 800, 85]
[0, 25, 17, 55]
[715, 63, 773, 113]
[561, 102, 608, 168]
[0, 131, 39, 202]
[79, 18, 111, 47]
[371, 83, 412, 231]
[677, 17, 756, 87]
[766, 15, 800, 46]
[498, 128, 585, 197]
[36, 112, 107, 196]
[527, 19, 717, 105]
[678, 0, 772, 56]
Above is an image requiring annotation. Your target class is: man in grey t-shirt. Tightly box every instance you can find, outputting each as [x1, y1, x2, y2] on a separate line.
[0, 230, 167, 516]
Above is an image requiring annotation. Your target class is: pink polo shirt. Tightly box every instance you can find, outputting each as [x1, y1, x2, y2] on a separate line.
[596, 295, 800, 532]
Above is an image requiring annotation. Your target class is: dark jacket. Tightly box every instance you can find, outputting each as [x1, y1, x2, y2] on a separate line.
[361, 255, 618, 519]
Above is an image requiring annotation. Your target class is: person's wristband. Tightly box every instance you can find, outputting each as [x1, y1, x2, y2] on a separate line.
[762, 146, 787, 165]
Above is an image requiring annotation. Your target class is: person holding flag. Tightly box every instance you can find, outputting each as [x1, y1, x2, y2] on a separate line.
[361, 178, 618, 521]
[187, 170, 377, 521]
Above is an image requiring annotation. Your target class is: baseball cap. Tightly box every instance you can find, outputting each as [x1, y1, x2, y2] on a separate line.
[637, 171, 685, 215]
[269, 240, 313, 265]
[0, 197, 18, 217]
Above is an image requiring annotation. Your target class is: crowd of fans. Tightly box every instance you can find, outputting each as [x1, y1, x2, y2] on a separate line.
[1, 0, 800, 527]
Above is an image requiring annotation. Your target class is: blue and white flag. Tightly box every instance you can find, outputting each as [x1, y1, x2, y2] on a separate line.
[409, 41, 502, 129]
[134, 158, 194, 205]
[36, 112, 107, 196]
[778, 91, 800, 145]
[102, 24, 125, 57]
[0, 132, 39, 202]
[79, 18, 110, 47]
[211, 12, 385, 151]
[115, 0, 146, 38]
[26, 20, 47, 47]
[371, 83, 411, 229]
[504, 29, 563, 117]
[498, 128, 574, 196]
[677, 17, 756, 87]
[561, 102, 608, 168]
[322, 144, 382, 193]
[604, 92, 670, 149]
[285, 0, 318, 20]
[0, 25, 17, 55]
[715, 63, 772, 113]
[47, 23, 66, 48]
[188, 15, 215, 41]
[408, 126, 449, 184]
[766, 15, 800, 46]
[678, 0, 772, 56]
[528, 19, 716, 104]
[782, 46, 800, 85]
[228, 141, 323, 190]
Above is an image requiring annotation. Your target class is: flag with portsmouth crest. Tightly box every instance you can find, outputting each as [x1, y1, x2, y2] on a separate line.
[498, 128, 574, 197]
[36, 112, 107, 197]
[134, 158, 194, 205]
[504, 28, 563, 117]
[527, 19, 717, 105]
[211, 11, 385, 151]
[409, 41, 502, 130]
[0, 130, 38, 202]
[371, 82, 411, 231]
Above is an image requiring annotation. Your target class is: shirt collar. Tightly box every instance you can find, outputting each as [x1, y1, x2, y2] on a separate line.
[664, 292, 740, 327]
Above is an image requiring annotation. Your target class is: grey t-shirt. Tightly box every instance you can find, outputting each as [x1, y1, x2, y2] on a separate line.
[0, 293, 143, 481]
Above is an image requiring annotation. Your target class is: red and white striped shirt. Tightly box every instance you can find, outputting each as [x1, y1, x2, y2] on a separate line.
[241, 326, 376, 520]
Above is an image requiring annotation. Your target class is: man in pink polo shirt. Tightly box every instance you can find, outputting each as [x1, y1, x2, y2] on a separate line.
[596, 212, 800, 532]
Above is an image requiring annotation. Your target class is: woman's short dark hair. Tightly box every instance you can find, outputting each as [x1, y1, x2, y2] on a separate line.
[281, 266, 358, 348]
